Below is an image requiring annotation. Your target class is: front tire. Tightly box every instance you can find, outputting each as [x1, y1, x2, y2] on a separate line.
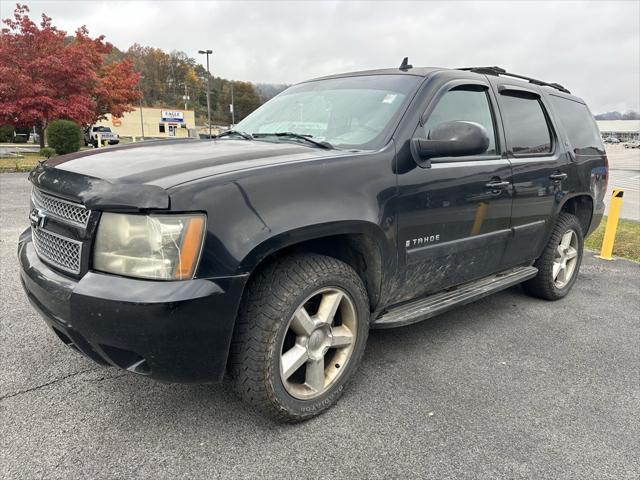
[229, 253, 369, 422]
[523, 212, 584, 300]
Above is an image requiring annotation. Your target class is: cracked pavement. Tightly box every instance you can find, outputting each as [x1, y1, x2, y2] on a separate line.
[1, 172, 639, 479]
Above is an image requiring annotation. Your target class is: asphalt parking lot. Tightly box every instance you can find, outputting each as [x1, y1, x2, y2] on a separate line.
[1, 172, 639, 479]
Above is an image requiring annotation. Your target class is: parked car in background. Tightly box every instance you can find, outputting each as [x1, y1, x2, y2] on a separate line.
[603, 136, 620, 144]
[623, 140, 640, 148]
[84, 126, 119, 147]
[19, 63, 607, 422]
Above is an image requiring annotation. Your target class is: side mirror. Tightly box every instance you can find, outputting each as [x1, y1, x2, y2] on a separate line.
[410, 121, 490, 168]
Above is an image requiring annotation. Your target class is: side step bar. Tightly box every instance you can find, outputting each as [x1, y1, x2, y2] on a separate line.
[372, 266, 538, 329]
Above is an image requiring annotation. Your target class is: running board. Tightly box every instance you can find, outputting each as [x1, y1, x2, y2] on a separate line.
[372, 266, 538, 329]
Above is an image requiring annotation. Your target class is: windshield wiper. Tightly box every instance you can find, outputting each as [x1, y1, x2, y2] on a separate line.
[215, 130, 254, 140]
[252, 132, 334, 150]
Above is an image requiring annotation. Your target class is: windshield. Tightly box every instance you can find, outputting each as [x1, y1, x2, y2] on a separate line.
[94, 126, 112, 132]
[235, 75, 421, 150]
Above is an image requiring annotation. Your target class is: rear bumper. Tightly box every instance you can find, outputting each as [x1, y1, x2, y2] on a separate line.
[18, 229, 248, 383]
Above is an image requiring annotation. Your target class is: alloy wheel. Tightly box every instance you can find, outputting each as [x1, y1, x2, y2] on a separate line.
[279, 287, 358, 400]
[553, 229, 579, 289]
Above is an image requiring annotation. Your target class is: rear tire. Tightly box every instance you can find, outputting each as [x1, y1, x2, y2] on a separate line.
[229, 253, 369, 422]
[523, 212, 584, 300]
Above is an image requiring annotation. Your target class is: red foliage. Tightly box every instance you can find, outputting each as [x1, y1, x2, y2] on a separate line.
[0, 4, 140, 133]
[95, 58, 142, 120]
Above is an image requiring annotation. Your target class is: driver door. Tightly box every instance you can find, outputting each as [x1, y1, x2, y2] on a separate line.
[393, 81, 513, 304]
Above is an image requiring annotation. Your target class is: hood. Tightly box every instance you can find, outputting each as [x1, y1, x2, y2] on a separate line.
[47, 139, 340, 189]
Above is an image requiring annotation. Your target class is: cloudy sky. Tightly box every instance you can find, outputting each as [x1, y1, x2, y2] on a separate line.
[4, 0, 639, 113]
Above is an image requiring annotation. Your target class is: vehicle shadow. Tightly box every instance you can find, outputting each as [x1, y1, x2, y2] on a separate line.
[103, 284, 531, 430]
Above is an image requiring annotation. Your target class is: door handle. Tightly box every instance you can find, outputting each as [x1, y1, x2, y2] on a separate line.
[549, 172, 568, 182]
[485, 180, 510, 190]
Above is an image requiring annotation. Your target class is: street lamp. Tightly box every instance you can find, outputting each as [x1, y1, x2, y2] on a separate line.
[198, 49, 213, 138]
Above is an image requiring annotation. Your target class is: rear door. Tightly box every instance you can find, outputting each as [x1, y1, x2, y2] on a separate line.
[546, 95, 607, 234]
[489, 79, 570, 268]
[393, 78, 513, 304]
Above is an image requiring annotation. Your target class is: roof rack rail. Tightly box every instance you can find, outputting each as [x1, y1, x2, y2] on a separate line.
[458, 66, 571, 94]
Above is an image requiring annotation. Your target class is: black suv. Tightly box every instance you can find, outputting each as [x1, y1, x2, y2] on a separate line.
[18, 64, 607, 421]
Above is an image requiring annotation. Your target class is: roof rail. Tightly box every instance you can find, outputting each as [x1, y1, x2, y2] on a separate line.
[458, 66, 571, 94]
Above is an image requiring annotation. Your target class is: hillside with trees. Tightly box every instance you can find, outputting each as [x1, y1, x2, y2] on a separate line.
[255, 83, 289, 103]
[595, 111, 640, 120]
[111, 44, 288, 125]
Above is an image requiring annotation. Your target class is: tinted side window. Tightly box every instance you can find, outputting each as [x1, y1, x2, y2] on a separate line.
[500, 93, 552, 155]
[423, 88, 497, 155]
[550, 96, 604, 155]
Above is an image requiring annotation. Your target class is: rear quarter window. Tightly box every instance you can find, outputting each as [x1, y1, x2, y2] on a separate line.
[499, 92, 552, 155]
[550, 96, 604, 156]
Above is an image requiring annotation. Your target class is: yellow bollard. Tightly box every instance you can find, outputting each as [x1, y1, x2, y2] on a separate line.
[597, 189, 624, 260]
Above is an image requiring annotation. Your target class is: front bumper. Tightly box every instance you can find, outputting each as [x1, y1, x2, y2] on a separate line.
[18, 229, 248, 383]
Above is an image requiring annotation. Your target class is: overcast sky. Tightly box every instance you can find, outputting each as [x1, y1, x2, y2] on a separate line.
[4, 1, 639, 113]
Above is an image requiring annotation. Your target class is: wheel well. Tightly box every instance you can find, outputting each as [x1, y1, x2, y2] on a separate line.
[246, 234, 383, 311]
[561, 195, 593, 234]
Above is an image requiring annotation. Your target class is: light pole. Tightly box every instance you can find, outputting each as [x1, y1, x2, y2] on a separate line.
[198, 49, 213, 138]
[138, 75, 145, 140]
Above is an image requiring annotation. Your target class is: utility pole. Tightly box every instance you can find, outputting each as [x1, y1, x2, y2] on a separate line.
[138, 75, 145, 140]
[198, 49, 213, 138]
[230, 81, 235, 126]
[183, 84, 189, 111]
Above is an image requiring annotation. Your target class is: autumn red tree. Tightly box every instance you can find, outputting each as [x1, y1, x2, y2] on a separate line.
[0, 4, 140, 147]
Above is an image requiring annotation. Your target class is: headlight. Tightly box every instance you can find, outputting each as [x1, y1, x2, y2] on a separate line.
[93, 213, 206, 280]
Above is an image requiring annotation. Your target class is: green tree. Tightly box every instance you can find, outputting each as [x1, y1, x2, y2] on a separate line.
[214, 81, 261, 124]
[0, 125, 14, 142]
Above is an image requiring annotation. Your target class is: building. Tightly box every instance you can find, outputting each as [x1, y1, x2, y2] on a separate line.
[596, 120, 640, 142]
[95, 107, 196, 139]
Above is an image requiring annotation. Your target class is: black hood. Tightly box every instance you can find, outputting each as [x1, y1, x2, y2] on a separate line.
[30, 139, 345, 211]
[48, 139, 339, 188]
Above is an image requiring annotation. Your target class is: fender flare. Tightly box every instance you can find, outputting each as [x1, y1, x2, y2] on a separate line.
[554, 192, 595, 233]
[237, 220, 391, 276]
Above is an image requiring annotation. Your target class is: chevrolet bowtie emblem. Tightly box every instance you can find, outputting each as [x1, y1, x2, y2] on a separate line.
[29, 208, 46, 228]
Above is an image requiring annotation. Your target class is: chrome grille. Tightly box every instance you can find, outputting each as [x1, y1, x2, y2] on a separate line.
[32, 188, 90, 227]
[31, 227, 82, 274]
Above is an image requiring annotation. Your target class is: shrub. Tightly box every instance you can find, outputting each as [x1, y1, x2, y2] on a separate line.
[0, 124, 15, 142]
[40, 147, 56, 159]
[47, 120, 82, 154]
